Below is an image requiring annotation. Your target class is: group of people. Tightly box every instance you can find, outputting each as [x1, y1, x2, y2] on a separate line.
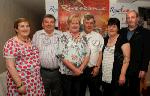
[3, 10, 150, 96]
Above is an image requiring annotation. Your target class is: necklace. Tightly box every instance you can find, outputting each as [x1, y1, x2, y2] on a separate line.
[16, 36, 31, 45]
[18, 37, 30, 43]
[107, 34, 119, 47]
[70, 32, 81, 43]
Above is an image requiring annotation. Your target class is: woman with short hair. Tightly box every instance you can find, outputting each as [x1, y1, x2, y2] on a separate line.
[102, 18, 130, 96]
[57, 14, 90, 96]
[3, 18, 45, 95]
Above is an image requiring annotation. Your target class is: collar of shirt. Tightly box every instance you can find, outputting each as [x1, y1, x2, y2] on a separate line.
[39, 29, 62, 37]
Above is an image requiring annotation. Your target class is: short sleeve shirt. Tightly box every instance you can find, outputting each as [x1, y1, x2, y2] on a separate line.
[81, 31, 104, 67]
[57, 32, 90, 75]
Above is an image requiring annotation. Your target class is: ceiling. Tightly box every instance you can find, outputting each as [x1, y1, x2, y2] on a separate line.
[15, 0, 45, 15]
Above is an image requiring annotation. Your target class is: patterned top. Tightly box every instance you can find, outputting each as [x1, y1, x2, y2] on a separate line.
[102, 45, 115, 83]
[32, 29, 62, 69]
[57, 32, 90, 75]
[81, 31, 104, 67]
[3, 37, 45, 96]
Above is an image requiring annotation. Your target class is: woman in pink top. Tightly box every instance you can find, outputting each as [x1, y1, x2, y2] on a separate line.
[3, 18, 45, 96]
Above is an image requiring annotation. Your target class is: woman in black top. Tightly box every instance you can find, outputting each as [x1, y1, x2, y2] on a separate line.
[102, 18, 130, 96]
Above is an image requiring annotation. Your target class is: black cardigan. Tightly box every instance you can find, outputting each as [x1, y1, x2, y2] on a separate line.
[120, 26, 149, 77]
[102, 35, 128, 83]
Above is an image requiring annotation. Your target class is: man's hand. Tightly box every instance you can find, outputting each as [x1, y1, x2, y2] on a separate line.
[91, 66, 99, 77]
[139, 71, 146, 79]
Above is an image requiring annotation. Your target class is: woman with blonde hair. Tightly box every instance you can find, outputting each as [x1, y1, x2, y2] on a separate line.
[57, 14, 90, 96]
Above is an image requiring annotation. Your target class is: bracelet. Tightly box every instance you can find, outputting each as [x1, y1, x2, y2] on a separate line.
[17, 83, 23, 89]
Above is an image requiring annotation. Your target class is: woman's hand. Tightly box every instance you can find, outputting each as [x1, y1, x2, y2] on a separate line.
[79, 64, 85, 72]
[17, 84, 26, 94]
[73, 68, 83, 76]
[118, 74, 126, 86]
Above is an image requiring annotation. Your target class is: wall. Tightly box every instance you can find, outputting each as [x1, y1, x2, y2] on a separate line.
[0, 0, 42, 73]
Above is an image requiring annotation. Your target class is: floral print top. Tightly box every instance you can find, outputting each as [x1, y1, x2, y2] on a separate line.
[81, 31, 104, 67]
[57, 32, 90, 75]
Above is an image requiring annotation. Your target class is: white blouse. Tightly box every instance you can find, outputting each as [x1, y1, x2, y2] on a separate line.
[102, 45, 115, 83]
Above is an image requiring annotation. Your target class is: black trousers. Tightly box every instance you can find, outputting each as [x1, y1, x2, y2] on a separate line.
[61, 74, 83, 96]
[41, 68, 63, 96]
[102, 81, 128, 96]
[80, 67, 102, 96]
[126, 75, 141, 96]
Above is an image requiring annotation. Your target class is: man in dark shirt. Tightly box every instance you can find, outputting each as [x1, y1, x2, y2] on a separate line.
[120, 10, 150, 96]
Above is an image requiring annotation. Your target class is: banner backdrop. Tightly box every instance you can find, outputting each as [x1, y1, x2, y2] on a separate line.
[45, 0, 58, 26]
[58, 0, 109, 32]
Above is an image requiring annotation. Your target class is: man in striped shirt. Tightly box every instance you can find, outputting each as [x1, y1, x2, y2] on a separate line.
[32, 14, 63, 96]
